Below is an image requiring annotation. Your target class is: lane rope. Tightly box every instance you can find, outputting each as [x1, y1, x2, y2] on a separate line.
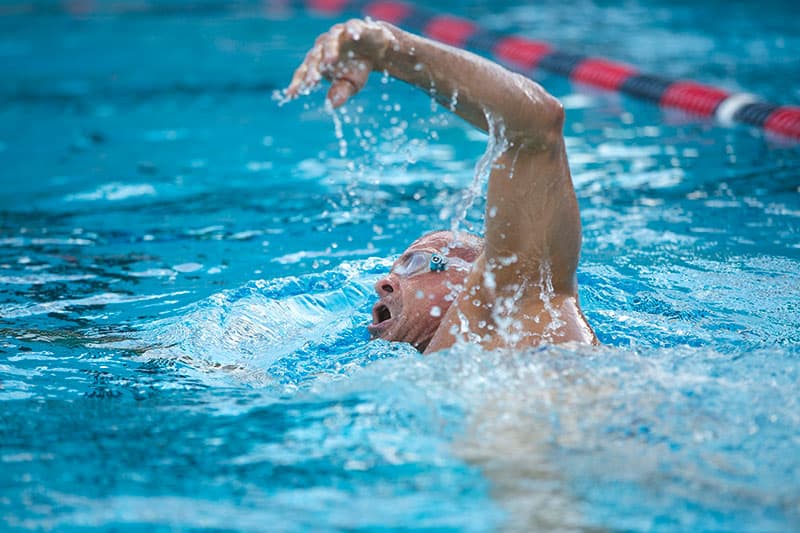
[310, 0, 799, 140]
[9, 0, 799, 140]
[343, 0, 800, 140]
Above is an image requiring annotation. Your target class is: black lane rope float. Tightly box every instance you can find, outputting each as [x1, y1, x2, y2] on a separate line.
[10, 0, 799, 140]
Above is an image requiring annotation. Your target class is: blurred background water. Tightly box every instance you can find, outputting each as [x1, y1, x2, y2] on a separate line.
[0, 1, 799, 531]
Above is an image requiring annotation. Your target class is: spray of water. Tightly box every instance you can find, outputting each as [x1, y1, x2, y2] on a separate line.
[448, 89, 459, 113]
[325, 99, 348, 158]
[538, 260, 565, 340]
[315, 83, 562, 350]
[449, 110, 508, 239]
[493, 281, 527, 347]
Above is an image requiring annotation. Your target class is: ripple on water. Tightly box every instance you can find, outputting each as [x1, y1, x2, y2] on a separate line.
[64, 183, 157, 202]
[309, 343, 800, 532]
[0, 291, 188, 319]
[117, 259, 384, 386]
[0, 3, 796, 532]
[2, 253, 798, 531]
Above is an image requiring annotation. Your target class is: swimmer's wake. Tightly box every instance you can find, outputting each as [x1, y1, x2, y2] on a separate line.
[114, 258, 411, 386]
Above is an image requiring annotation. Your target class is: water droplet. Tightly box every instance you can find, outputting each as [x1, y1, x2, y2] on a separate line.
[449, 89, 458, 112]
[450, 111, 508, 238]
[325, 99, 347, 158]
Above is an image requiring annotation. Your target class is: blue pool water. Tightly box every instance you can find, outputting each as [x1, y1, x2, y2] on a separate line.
[1, 1, 799, 531]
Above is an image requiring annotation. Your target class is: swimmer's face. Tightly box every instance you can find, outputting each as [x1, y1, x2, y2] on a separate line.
[368, 232, 475, 352]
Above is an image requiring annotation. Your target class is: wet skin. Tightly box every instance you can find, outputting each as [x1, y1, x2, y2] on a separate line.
[286, 19, 598, 352]
[367, 232, 476, 353]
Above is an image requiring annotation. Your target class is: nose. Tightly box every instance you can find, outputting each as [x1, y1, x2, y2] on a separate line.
[374, 274, 397, 296]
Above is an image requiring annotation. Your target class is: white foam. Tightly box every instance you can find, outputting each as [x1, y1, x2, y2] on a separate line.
[66, 183, 156, 202]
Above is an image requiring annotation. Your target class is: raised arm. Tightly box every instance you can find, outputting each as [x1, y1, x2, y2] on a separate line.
[287, 20, 562, 146]
[286, 19, 595, 349]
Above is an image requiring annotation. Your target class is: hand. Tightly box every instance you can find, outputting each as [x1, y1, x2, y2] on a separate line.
[285, 19, 397, 108]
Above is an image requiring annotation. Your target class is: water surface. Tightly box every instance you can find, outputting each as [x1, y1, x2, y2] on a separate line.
[1, 1, 799, 531]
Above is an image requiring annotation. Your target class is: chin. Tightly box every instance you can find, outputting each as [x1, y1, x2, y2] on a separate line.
[367, 319, 434, 353]
[410, 337, 431, 352]
[393, 326, 437, 353]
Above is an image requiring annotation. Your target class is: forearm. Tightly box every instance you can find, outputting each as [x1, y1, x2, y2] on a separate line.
[378, 23, 564, 146]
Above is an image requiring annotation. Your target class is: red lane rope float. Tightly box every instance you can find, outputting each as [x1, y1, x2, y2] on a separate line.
[333, 0, 800, 140]
[660, 82, 730, 118]
[363, 0, 409, 22]
[492, 37, 553, 71]
[765, 108, 800, 139]
[423, 16, 476, 48]
[308, 0, 350, 14]
[571, 59, 638, 91]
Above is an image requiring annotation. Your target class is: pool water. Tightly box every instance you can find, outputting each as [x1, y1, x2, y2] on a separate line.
[1, 0, 799, 531]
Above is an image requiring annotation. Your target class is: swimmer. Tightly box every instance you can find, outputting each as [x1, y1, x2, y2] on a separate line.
[286, 19, 598, 353]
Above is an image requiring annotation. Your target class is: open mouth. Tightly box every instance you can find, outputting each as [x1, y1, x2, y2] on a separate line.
[373, 303, 392, 324]
[368, 301, 395, 337]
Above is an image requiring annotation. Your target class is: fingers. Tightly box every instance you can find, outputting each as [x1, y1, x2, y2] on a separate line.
[285, 64, 307, 98]
[285, 20, 376, 105]
[285, 23, 344, 99]
[321, 24, 344, 68]
[286, 43, 323, 98]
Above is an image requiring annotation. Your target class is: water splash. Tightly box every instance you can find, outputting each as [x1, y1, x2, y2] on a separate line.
[507, 143, 522, 181]
[538, 260, 566, 341]
[103, 259, 387, 387]
[429, 80, 438, 113]
[272, 88, 291, 107]
[490, 280, 526, 347]
[306, 340, 800, 532]
[449, 110, 508, 239]
[326, 99, 348, 158]
[448, 89, 459, 112]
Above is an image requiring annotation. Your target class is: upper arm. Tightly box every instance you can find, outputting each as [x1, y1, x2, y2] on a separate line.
[480, 115, 580, 297]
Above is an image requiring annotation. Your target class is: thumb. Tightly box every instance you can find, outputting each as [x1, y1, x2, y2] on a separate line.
[325, 58, 372, 108]
[327, 79, 358, 109]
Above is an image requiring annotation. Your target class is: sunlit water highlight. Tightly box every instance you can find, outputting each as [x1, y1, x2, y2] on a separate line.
[1, 1, 799, 531]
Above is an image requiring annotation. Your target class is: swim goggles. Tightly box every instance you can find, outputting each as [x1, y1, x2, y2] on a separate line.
[391, 250, 470, 278]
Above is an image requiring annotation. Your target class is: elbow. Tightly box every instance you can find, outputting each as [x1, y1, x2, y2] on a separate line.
[547, 96, 565, 131]
[511, 77, 565, 148]
[541, 95, 565, 145]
